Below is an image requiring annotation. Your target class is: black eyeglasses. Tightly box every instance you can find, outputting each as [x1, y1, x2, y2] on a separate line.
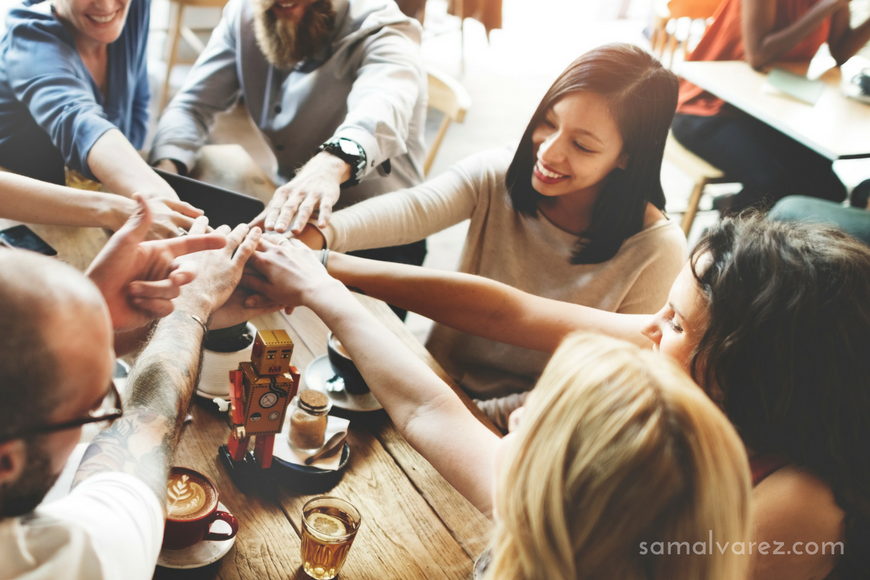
[0, 381, 123, 443]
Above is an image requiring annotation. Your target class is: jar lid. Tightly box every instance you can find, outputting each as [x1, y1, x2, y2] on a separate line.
[299, 389, 329, 412]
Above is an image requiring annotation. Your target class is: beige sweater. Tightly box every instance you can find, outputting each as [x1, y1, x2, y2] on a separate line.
[323, 146, 688, 400]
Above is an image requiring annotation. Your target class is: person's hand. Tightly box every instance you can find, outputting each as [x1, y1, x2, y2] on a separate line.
[241, 236, 339, 309]
[209, 286, 286, 330]
[154, 158, 181, 174]
[108, 196, 204, 240]
[86, 195, 227, 331]
[251, 151, 350, 234]
[146, 197, 204, 239]
[172, 221, 263, 320]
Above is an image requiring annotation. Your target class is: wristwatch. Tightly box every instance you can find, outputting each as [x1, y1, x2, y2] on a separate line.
[317, 137, 367, 188]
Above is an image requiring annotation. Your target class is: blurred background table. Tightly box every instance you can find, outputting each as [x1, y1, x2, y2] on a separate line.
[678, 59, 870, 160]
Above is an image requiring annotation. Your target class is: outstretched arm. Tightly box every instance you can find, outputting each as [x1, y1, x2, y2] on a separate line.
[326, 252, 651, 351]
[72, 222, 261, 508]
[742, 0, 848, 70]
[149, 0, 242, 174]
[244, 240, 499, 515]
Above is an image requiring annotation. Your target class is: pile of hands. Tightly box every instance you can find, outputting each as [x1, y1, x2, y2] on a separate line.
[86, 195, 337, 335]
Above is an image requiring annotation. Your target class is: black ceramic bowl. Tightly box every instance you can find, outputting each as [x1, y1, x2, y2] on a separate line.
[272, 442, 350, 494]
[327, 333, 369, 395]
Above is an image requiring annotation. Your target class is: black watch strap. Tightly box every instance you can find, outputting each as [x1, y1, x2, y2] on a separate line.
[318, 138, 367, 187]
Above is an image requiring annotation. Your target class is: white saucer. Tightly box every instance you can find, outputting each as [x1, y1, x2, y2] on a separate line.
[304, 355, 383, 412]
[157, 502, 237, 569]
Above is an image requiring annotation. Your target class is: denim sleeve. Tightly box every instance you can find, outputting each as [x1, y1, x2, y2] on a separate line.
[5, 20, 116, 179]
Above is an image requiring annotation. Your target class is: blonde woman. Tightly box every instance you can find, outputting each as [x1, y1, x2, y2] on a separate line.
[243, 240, 752, 580]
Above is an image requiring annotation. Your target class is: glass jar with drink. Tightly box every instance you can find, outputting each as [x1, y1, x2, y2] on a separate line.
[300, 496, 362, 580]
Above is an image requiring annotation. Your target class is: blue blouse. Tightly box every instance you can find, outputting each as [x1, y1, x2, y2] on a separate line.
[0, 0, 150, 180]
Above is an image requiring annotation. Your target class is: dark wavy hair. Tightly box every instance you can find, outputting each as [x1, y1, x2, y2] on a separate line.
[505, 43, 678, 265]
[689, 215, 870, 578]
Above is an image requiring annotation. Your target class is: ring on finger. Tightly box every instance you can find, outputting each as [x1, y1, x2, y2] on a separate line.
[178, 227, 188, 236]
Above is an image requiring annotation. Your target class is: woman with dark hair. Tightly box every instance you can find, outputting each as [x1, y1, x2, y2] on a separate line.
[300, 215, 870, 579]
[293, 43, 687, 427]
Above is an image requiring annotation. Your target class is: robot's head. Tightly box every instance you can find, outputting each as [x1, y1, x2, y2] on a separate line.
[251, 330, 294, 375]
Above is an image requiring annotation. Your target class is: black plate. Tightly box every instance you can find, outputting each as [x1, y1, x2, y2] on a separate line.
[271, 442, 350, 494]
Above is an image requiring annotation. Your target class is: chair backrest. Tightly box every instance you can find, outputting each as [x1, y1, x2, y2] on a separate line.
[424, 68, 472, 175]
[427, 69, 471, 123]
[666, 0, 722, 20]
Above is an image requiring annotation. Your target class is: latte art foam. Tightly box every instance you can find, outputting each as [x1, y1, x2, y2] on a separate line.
[166, 471, 216, 520]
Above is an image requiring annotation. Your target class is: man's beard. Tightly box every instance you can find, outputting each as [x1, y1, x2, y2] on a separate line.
[0, 439, 60, 518]
[253, 0, 336, 70]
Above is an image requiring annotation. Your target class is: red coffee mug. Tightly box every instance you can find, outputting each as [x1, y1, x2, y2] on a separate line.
[162, 467, 239, 550]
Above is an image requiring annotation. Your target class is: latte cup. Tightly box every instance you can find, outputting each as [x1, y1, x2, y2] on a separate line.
[162, 467, 239, 550]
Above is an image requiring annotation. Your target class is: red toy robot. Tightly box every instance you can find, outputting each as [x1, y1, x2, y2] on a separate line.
[221, 330, 299, 477]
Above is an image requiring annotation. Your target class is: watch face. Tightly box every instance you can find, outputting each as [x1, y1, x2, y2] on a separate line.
[259, 392, 279, 408]
[339, 139, 359, 156]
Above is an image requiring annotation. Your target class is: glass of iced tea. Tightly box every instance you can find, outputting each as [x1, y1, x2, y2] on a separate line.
[300, 497, 362, 580]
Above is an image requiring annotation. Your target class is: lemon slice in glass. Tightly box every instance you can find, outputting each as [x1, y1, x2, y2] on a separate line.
[308, 513, 347, 537]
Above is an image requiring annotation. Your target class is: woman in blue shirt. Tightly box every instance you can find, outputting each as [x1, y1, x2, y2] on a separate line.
[0, 0, 199, 235]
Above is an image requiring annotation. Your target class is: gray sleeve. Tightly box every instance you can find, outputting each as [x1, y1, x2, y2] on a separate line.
[148, 0, 243, 171]
[332, 20, 425, 178]
[322, 148, 503, 252]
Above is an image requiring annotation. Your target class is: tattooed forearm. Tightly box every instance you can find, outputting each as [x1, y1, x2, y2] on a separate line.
[72, 309, 206, 509]
[72, 410, 173, 502]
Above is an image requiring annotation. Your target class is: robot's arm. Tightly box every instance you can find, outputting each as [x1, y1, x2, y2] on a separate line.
[229, 370, 245, 426]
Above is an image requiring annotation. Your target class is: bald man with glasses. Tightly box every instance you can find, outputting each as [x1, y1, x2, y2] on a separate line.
[0, 201, 273, 580]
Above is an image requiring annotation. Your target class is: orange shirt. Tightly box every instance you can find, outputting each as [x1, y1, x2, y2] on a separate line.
[677, 0, 831, 116]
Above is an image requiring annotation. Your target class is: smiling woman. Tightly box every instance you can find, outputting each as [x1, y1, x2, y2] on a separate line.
[0, 0, 198, 236]
[297, 43, 688, 428]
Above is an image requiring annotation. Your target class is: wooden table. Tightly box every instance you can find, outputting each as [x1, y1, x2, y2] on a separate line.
[2, 145, 495, 580]
[679, 59, 870, 160]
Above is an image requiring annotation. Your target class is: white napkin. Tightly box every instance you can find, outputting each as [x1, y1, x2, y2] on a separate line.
[272, 415, 349, 471]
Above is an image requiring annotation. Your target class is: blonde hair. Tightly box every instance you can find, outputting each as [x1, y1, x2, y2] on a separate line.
[486, 333, 751, 580]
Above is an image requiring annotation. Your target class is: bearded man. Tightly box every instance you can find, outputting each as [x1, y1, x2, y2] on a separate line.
[150, 0, 428, 271]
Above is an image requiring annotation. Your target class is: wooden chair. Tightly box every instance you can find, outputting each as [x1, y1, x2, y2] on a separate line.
[665, 131, 734, 236]
[650, 0, 722, 67]
[159, 0, 229, 111]
[424, 68, 472, 176]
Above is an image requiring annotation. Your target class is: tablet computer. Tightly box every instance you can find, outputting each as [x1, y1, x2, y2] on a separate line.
[155, 168, 265, 228]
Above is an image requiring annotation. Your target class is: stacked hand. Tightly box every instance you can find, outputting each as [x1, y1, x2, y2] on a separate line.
[251, 151, 350, 235]
[128, 196, 204, 240]
[173, 221, 287, 329]
[86, 195, 226, 331]
[241, 235, 339, 311]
